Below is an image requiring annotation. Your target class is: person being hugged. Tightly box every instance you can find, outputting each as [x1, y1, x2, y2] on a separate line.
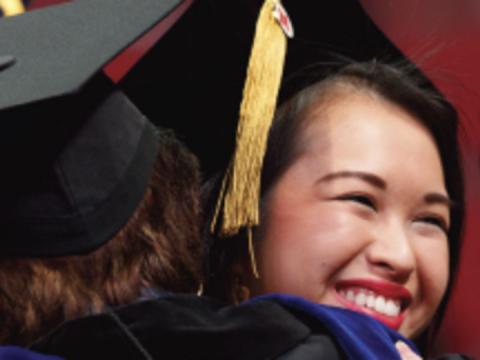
[206, 60, 465, 359]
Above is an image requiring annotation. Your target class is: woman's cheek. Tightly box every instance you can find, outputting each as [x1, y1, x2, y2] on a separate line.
[256, 206, 372, 295]
[412, 233, 450, 321]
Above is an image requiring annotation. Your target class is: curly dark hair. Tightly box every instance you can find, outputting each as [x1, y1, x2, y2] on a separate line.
[0, 129, 204, 346]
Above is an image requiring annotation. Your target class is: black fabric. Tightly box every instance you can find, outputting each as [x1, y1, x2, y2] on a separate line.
[0, 0, 189, 256]
[276, 335, 343, 360]
[31, 295, 313, 360]
[30, 295, 473, 360]
[2, 75, 159, 256]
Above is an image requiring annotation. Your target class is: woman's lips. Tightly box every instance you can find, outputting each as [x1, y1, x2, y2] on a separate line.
[334, 278, 413, 330]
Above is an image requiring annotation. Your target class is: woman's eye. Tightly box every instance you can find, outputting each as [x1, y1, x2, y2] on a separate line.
[336, 194, 376, 210]
[416, 216, 449, 234]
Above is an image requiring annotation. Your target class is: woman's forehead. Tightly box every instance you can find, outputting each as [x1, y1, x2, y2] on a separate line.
[294, 91, 446, 189]
[301, 86, 428, 140]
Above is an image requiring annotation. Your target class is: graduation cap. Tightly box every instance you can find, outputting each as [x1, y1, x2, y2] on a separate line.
[0, 0, 189, 256]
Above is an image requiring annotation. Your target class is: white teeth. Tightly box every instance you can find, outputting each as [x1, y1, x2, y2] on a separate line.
[366, 293, 375, 309]
[341, 289, 401, 317]
[354, 292, 366, 307]
[385, 300, 400, 317]
[374, 296, 386, 313]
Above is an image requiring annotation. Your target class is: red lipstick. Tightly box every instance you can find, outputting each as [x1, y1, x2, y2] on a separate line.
[334, 278, 412, 330]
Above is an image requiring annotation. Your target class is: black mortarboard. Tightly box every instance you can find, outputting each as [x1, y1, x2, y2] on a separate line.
[0, 0, 187, 256]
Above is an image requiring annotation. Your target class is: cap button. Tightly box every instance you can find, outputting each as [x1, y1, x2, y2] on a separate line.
[0, 55, 16, 72]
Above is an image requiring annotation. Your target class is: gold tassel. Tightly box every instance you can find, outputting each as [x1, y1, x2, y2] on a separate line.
[211, 0, 292, 238]
[247, 227, 260, 279]
[0, 0, 25, 16]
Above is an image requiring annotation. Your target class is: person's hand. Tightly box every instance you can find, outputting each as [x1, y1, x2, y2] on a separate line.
[396, 341, 423, 360]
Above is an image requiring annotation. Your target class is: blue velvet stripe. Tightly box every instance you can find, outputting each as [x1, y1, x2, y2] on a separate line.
[0, 346, 62, 360]
[249, 294, 420, 360]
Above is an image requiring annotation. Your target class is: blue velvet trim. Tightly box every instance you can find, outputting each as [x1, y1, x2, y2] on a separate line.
[249, 294, 420, 360]
[0, 346, 62, 360]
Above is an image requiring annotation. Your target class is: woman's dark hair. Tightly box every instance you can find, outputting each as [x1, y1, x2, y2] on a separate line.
[0, 129, 204, 346]
[205, 60, 465, 353]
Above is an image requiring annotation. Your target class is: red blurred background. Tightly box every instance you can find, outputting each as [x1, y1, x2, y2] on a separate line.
[27, 0, 480, 357]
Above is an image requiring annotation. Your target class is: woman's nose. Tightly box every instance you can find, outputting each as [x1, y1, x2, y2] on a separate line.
[365, 221, 416, 283]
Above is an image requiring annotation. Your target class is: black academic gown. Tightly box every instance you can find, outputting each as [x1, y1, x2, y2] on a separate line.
[30, 295, 343, 359]
[30, 295, 471, 360]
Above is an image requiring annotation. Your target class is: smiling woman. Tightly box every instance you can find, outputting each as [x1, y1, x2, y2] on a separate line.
[255, 84, 450, 338]
[205, 60, 465, 356]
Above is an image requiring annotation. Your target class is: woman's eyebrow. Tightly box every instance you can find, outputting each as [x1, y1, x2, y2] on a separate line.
[317, 172, 454, 208]
[317, 171, 386, 189]
[424, 193, 455, 209]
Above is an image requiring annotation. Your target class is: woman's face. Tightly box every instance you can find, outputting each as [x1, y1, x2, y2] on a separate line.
[252, 89, 450, 338]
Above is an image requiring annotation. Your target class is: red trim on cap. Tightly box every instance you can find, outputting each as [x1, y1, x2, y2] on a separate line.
[104, 0, 194, 83]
